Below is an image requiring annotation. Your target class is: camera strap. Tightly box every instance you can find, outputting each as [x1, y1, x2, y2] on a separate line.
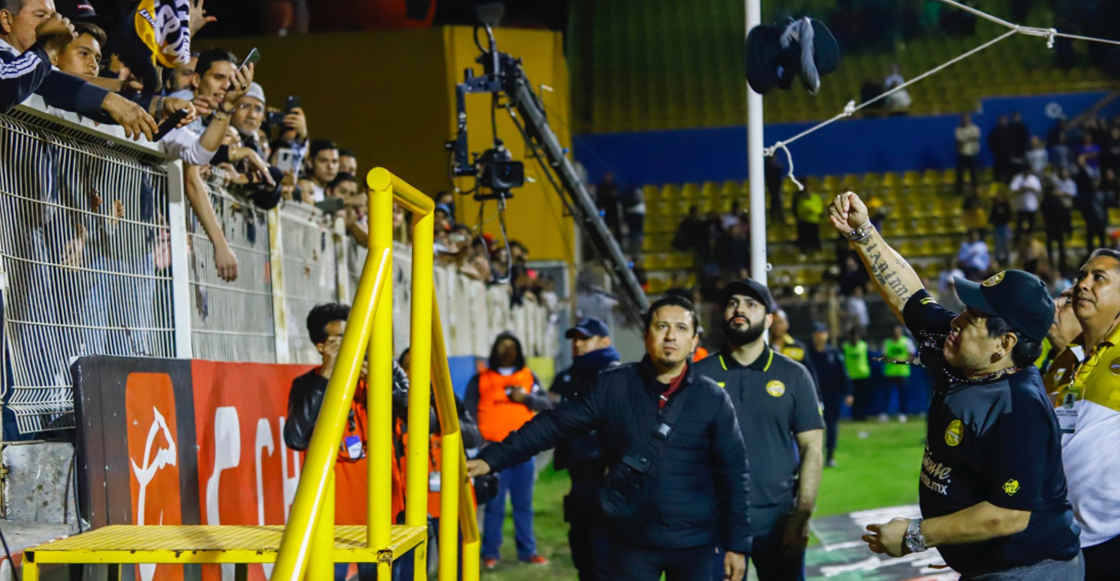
[621, 382, 694, 475]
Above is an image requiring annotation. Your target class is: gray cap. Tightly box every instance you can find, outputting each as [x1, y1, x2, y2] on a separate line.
[242, 83, 265, 105]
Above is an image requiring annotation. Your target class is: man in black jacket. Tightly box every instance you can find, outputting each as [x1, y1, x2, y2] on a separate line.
[468, 296, 750, 581]
[806, 322, 851, 468]
[549, 317, 621, 580]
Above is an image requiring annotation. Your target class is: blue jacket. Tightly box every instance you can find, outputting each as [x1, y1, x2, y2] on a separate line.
[2, 37, 113, 119]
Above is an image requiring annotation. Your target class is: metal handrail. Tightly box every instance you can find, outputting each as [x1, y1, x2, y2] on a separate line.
[271, 168, 477, 581]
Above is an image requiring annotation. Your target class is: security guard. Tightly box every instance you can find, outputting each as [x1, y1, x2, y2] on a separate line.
[1047, 249, 1120, 581]
[880, 324, 915, 422]
[807, 322, 851, 468]
[695, 279, 824, 581]
[842, 328, 872, 421]
[550, 318, 620, 581]
[831, 192, 1082, 580]
[769, 308, 820, 395]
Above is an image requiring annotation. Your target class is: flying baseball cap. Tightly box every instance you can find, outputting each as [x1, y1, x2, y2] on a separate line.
[722, 278, 775, 313]
[953, 270, 1055, 343]
[565, 317, 610, 339]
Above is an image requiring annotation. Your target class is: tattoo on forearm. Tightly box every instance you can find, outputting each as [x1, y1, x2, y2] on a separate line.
[858, 237, 914, 302]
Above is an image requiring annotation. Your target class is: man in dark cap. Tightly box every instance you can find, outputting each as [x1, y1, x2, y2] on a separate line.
[694, 278, 824, 581]
[830, 191, 1083, 579]
[549, 317, 621, 580]
[806, 321, 851, 468]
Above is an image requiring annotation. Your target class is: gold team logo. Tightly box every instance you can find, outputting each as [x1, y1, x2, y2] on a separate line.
[766, 380, 785, 397]
[945, 419, 964, 447]
[983, 271, 1006, 287]
[1003, 479, 1020, 496]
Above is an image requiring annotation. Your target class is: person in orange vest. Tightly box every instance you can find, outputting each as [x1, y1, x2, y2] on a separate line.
[283, 302, 408, 581]
[394, 347, 482, 578]
[465, 332, 552, 569]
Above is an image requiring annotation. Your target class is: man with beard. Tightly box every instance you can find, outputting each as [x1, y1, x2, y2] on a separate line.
[549, 317, 621, 580]
[694, 279, 824, 581]
[830, 192, 1082, 580]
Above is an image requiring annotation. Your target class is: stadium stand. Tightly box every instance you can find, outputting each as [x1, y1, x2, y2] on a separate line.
[569, 0, 1114, 132]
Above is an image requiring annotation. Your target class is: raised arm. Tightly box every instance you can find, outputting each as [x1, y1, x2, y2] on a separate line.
[828, 192, 925, 321]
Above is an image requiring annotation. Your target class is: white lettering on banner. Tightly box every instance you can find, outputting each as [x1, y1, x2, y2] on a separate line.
[279, 417, 301, 520]
[255, 418, 276, 578]
[205, 407, 241, 581]
[130, 407, 178, 581]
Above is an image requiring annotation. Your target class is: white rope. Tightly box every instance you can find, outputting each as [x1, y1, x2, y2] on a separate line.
[763, 0, 1120, 189]
[766, 28, 1018, 189]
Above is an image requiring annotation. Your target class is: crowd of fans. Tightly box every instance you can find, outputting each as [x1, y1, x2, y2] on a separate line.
[0, 0, 551, 309]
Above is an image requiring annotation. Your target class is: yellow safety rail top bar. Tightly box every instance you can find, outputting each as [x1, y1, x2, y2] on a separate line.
[272, 168, 478, 581]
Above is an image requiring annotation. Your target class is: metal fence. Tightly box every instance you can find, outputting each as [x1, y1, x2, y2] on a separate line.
[0, 99, 556, 435]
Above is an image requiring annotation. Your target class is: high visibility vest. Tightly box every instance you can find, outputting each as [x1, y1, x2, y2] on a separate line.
[476, 368, 537, 442]
[397, 424, 444, 518]
[843, 341, 871, 380]
[883, 338, 912, 378]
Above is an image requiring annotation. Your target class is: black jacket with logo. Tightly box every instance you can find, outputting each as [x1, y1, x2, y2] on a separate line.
[479, 358, 752, 553]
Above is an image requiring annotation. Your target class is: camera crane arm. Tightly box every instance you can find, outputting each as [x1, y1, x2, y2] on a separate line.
[446, 25, 650, 316]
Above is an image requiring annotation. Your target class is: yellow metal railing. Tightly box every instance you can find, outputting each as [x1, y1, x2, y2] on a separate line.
[272, 168, 479, 581]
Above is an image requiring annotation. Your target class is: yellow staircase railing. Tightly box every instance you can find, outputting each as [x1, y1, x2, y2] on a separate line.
[21, 169, 480, 581]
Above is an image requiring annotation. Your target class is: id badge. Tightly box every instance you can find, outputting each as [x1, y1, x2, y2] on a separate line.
[1056, 391, 1079, 434]
[345, 435, 364, 459]
[429, 471, 441, 493]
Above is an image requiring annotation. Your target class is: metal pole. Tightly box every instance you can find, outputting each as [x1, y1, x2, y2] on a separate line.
[746, 0, 767, 286]
[407, 210, 435, 580]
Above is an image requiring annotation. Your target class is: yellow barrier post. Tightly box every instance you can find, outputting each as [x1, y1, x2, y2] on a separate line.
[366, 171, 396, 580]
[405, 186, 435, 580]
[430, 299, 462, 581]
[271, 246, 392, 581]
[306, 472, 336, 581]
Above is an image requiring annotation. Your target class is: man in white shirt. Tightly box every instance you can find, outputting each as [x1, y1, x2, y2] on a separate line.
[1010, 168, 1041, 235]
[954, 114, 981, 194]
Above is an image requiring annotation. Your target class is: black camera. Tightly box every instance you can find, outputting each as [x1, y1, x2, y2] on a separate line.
[477, 143, 524, 199]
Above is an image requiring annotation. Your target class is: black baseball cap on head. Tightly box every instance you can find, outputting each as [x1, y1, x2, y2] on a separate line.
[565, 317, 610, 339]
[56, 1, 114, 30]
[722, 278, 775, 313]
[953, 270, 1055, 343]
[811, 321, 829, 333]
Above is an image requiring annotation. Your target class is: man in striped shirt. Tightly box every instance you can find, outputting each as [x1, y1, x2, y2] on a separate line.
[1, 0, 156, 139]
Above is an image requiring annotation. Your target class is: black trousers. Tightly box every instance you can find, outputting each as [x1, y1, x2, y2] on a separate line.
[1084, 533, 1120, 581]
[823, 395, 844, 462]
[797, 221, 820, 253]
[851, 379, 873, 421]
[565, 479, 612, 581]
[1045, 230, 1066, 272]
[956, 154, 978, 193]
[609, 543, 713, 581]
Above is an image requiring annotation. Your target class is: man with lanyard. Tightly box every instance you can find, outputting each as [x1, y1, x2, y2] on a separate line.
[769, 309, 820, 395]
[1046, 248, 1120, 581]
[695, 279, 824, 581]
[829, 192, 1082, 580]
[807, 322, 852, 468]
[549, 317, 621, 581]
[1041, 287, 1080, 388]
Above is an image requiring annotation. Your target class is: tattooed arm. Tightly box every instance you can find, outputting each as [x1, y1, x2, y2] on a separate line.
[828, 192, 925, 321]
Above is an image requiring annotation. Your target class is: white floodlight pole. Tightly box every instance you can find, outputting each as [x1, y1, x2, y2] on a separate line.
[746, 0, 767, 286]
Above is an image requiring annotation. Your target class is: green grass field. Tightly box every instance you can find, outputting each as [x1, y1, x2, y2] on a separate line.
[481, 420, 926, 580]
